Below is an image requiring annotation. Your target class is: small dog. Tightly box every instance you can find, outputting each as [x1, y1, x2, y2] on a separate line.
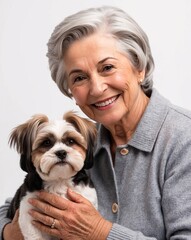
[7, 111, 98, 240]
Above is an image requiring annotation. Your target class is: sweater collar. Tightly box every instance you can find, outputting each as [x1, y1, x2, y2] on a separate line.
[95, 89, 170, 154]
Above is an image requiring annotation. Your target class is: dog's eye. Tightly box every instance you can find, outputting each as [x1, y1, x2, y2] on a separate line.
[41, 139, 52, 147]
[65, 138, 76, 146]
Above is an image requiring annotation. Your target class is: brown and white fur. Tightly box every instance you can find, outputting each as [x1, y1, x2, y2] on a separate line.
[7, 111, 98, 240]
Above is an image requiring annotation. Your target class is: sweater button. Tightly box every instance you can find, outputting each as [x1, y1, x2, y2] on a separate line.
[112, 203, 118, 213]
[120, 148, 129, 155]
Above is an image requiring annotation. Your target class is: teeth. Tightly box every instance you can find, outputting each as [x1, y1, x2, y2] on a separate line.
[95, 96, 117, 107]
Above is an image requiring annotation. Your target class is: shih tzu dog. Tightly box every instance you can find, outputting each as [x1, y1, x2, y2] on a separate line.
[6, 111, 98, 240]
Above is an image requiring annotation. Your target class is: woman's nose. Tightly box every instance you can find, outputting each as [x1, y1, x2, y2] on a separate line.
[89, 76, 107, 96]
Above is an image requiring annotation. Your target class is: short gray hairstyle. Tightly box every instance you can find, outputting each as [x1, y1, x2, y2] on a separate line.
[47, 6, 154, 98]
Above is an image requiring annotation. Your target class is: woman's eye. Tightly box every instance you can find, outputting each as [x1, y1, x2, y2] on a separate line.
[102, 65, 114, 72]
[73, 75, 86, 83]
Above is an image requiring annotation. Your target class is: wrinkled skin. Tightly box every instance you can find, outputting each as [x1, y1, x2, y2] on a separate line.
[28, 189, 112, 240]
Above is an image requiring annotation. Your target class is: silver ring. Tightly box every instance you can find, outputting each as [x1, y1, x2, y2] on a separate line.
[50, 218, 56, 229]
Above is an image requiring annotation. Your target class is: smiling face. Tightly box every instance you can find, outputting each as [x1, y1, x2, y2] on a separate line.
[64, 33, 146, 128]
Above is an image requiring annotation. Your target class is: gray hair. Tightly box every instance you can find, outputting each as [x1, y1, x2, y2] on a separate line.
[47, 6, 154, 98]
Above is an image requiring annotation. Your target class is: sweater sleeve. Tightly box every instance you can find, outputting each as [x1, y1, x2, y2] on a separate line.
[107, 223, 156, 240]
[0, 198, 12, 240]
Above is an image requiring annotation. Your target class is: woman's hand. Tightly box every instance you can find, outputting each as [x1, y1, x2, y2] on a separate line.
[28, 189, 112, 240]
[3, 210, 24, 240]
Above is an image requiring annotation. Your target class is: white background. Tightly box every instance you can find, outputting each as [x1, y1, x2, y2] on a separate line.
[0, 0, 191, 205]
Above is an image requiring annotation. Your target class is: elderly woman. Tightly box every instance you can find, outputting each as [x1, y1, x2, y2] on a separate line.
[1, 6, 191, 240]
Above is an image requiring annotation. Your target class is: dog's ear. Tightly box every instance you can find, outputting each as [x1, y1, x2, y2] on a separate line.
[63, 111, 97, 169]
[83, 130, 96, 169]
[9, 114, 49, 172]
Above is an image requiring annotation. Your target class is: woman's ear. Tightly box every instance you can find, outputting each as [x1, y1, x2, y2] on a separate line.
[137, 70, 145, 84]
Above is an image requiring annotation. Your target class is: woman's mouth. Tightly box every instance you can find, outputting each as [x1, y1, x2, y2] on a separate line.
[93, 95, 119, 109]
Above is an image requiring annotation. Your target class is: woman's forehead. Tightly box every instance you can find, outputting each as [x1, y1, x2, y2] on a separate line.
[63, 33, 120, 67]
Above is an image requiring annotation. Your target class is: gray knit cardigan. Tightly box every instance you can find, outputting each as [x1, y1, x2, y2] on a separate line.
[1, 89, 191, 239]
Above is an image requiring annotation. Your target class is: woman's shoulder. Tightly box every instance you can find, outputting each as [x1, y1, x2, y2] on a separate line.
[146, 89, 191, 145]
[169, 103, 191, 121]
[151, 89, 191, 127]
[159, 101, 191, 147]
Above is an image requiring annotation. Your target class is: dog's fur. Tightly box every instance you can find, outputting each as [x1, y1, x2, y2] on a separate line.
[7, 111, 98, 240]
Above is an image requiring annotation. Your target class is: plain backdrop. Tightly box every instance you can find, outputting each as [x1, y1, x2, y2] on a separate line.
[0, 0, 191, 205]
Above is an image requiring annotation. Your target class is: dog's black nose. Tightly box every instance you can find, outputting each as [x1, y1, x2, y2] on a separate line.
[55, 150, 67, 160]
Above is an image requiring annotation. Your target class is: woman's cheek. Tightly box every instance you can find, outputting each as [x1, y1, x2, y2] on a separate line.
[71, 89, 82, 105]
[72, 87, 87, 105]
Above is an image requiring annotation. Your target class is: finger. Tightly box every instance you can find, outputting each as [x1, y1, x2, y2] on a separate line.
[30, 210, 49, 225]
[12, 209, 20, 222]
[29, 209, 58, 228]
[37, 191, 68, 210]
[28, 198, 63, 219]
[67, 188, 92, 206]
[31, 219, 60, 239]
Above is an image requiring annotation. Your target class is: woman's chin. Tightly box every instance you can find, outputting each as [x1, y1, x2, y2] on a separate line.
[96, 112, 124, 127]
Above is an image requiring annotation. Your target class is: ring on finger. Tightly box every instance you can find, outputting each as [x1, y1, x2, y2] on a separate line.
[50, 218, 56, 229]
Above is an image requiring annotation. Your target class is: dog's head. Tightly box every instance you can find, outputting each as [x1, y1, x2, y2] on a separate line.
[9, 111, 97, 181]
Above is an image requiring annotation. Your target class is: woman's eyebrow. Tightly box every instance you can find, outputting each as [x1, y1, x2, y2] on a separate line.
[98, 57, 117, 65]
[68, 69, 83, 77]
[68, 57, 117, 76]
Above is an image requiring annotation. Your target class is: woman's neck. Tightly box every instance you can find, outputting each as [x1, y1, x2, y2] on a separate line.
[109, 92, 149, 147]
